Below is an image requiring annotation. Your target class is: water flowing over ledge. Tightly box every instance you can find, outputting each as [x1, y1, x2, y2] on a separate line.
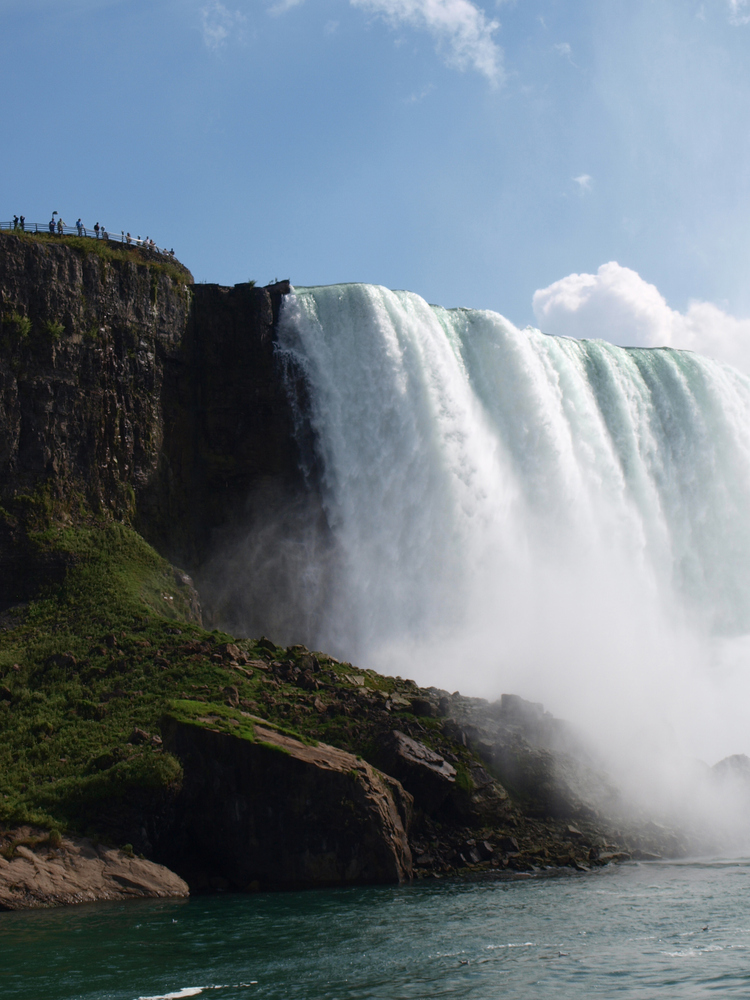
[276, 283, 750, 765]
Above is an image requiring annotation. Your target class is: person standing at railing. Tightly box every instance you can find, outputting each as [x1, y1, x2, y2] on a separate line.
[126, 232, 132, 244]
[19, 216, 25, 231]
[94, 222, 100, 239]
[49, 218, 56, 234]
[57, 218, 65, 235]
[101, 225, 108, 240]
[13, 215, 18, 230]
[76, 219, 83, 236]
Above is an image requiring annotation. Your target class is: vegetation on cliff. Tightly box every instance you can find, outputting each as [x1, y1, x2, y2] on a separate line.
[1, 229, 191, 285]
[0, 234, 681, 897]
[0, 498, 666, 881]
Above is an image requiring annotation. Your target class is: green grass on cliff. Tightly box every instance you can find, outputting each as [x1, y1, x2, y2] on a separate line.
[1, 229, 191, 285]
[0, 517, 486, 845]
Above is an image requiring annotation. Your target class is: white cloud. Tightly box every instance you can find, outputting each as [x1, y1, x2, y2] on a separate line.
[554, 41, 571, 58]
[532, 261, 750, 375]
[201, 1, 247, 49]
[573, 173, 592, 192]
[350, 0, 503, 83]
[728, 0, 750, 25]
[405, 82, 435, 103]
[268, 0, 305, 15]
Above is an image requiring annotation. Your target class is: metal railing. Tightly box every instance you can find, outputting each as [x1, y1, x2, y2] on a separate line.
[0, 220, 176, 258]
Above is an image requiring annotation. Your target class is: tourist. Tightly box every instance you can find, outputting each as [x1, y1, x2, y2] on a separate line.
[94, 222, 100, 239]
[49, 218, 56, 234]
[101, 225, 108, 240]
[19, 216, 24, 231]
[57, 218, 65, 234]
[126, 233, 132, 244]
[12, 215, 18, 230]
[76, 219, 83, 236]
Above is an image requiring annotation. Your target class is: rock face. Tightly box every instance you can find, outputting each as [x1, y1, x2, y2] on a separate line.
[440, 691, 619, 821]
[160, 716, 413, 890]
[376, 729, 457, 813]
[0, 232, 191, 510]
[0, 233, 192, 607]
[154, 280, 330, 639]
[0, 826, 188, 910]
[0, 233, 320, 629]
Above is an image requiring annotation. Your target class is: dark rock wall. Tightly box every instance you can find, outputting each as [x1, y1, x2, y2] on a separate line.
[144, 279, 330, 639]
[160, 717, 413, 889]
[0, 234, 323, 623]
[0, 232, 190, 512]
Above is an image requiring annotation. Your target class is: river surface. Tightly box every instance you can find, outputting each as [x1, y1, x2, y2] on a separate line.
[3, 860, 750, 999]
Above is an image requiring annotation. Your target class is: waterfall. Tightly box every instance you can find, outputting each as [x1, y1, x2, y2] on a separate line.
[275, 283, 750, 762]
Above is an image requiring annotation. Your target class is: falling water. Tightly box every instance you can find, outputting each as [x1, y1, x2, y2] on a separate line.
[274, 283, 750, 768]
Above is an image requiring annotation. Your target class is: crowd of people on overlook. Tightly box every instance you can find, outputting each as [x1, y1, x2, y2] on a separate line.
[10, 212, 176, 258]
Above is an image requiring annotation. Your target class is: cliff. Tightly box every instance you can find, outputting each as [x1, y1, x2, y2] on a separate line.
[0, 232, 694, 909]
[0, 231, 314, 622]
[160, 704, 412, 889]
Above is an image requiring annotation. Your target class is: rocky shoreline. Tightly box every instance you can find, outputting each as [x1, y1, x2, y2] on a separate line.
[0, 826, 188, 910]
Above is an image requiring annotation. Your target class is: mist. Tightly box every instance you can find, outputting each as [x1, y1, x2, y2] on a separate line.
[214, 280, 750, 853]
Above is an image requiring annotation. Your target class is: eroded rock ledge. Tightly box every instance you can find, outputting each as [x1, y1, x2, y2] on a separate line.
[0, 826, 188, 910]
[159, 710, 413, 890]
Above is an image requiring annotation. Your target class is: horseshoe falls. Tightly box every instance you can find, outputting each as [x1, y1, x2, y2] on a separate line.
[274, 283, 750, 769]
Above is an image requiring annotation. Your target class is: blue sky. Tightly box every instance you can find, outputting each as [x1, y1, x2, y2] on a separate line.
[3, 0, 750, 335]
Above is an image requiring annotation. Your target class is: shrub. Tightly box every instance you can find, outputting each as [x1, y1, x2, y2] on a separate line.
[42, 319, 65, 341]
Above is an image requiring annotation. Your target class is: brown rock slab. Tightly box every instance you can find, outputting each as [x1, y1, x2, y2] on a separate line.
[160, 716, 413, 890]
[0, 827, 189, 910]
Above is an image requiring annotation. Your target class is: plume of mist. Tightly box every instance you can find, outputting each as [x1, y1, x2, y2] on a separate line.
[213, 280, 750, 854]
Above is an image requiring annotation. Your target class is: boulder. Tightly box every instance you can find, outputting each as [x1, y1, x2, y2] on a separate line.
[376, 730, 457, 813]
[0, 827, 188, 910]
[160, 715, 413, 890]
[410, 697, 438, 718]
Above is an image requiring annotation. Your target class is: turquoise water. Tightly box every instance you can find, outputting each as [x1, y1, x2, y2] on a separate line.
[3, 861, 750, 999]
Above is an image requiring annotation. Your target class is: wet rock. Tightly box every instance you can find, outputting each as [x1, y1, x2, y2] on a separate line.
[441, 719, 468, 746]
